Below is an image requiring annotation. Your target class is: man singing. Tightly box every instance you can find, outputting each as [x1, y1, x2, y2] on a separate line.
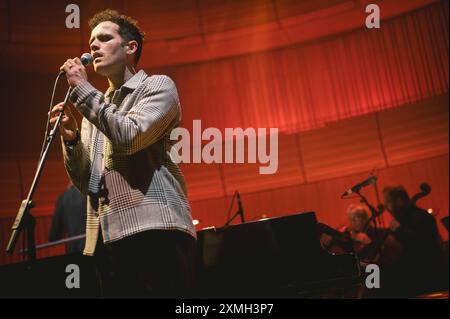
[50, 9, 197, 298]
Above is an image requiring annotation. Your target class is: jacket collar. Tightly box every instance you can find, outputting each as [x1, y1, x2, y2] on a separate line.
[105, 69, 147, 98]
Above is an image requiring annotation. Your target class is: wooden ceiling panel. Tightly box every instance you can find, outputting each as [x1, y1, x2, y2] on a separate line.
[276, 0, 352, 19]
[199, 0, 276, 34]
[0, 0, 440, 70]
[124, 0, 201, 41]
[300, 114, 386, 182]
[379, 95, 449, 166]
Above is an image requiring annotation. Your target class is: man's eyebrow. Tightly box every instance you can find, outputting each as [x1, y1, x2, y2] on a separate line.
[89, 33, 109, 45]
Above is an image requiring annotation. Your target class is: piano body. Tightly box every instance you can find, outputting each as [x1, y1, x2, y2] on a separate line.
[0, 211, 361, 298]
[196, 211, 361, 297]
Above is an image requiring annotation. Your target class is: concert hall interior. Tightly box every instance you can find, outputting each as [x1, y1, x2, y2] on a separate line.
[0, 0, 448, 299]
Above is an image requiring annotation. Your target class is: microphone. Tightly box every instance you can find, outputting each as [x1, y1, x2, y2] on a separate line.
[236, 191, 245, 223]
[58, 53, 93, 76]
[341, 175, 377, 198]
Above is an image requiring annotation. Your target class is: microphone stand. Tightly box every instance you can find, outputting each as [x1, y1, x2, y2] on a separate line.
[18, 234, 86, 255]
[354, 189, 385, 262]
[354, 190, 381, 230]
[224, 191, 245, 226]
[372, 174, 384, 228]
[6, 86, 72, 262]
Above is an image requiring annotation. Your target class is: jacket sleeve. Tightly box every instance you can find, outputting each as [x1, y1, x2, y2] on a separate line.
[68, 75, 180, 155]
[62, 117, 92, 194]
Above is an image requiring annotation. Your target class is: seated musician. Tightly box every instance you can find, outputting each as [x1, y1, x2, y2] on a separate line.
[341, 204, 375, 248]
[382, 185, 447, 295]
[321, 204, 380, 261]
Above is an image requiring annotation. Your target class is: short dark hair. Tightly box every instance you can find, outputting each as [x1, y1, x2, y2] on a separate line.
[383, 185, 410, 205]
[88, 9, 145, 65]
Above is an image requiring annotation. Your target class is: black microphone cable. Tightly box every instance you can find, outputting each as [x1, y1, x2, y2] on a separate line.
[38, 53, 93, 160]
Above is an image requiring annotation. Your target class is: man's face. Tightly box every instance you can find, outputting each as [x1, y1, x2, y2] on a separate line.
[89, 21, 128, 76]
[349, 215, 367, 233]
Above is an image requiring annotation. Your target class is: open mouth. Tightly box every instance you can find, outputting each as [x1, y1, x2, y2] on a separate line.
[92, 52, 103, 63]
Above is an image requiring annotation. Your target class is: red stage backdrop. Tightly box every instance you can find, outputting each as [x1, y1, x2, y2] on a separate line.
[0, 1, 448, 265]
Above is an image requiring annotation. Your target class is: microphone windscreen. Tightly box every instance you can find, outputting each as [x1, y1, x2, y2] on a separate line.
[80, 53, 93, 66]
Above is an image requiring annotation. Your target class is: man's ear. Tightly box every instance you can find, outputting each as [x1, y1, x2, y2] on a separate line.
[125, 40, 138, 55]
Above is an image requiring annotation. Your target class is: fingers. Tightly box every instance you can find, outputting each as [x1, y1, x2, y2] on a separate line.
[49, 102, 74, 126]
[60, 60, 72, 72]
[50, 102, 64, 114]
[73, 57, 81, 65]
[50, 102, 66, 120]
[49, 114, 69, 126]
[59, 57, 82, 72]
[50, 102, 74, 115]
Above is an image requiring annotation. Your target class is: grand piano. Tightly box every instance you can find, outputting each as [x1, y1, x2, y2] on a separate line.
[196, 211, 361, 297]
[0, 211, 361, 298]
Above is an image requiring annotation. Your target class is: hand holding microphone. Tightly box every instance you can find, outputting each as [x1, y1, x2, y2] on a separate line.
[59, 53, 93, 88]
[49, 53, 93, 143]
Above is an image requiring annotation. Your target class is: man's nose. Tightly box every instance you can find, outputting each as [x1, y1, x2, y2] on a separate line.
[90, 41, 100, 51]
